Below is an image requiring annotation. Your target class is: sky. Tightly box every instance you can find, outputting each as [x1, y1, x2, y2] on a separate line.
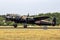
[0, 0, 60, 15]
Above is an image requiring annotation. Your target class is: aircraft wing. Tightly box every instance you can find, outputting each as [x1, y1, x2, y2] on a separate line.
[33, 16, 50, 21]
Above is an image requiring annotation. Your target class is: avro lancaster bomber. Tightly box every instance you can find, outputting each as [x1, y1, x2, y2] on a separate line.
[4, 14, 56, 28]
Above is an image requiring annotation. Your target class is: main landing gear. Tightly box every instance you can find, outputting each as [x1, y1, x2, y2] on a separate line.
[13, 23, 27, 28]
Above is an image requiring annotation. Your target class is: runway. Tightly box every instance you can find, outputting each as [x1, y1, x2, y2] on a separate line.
[0, 26, 60, 29]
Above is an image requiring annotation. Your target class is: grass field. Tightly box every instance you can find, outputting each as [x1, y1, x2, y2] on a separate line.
[0, 26, 60, 40]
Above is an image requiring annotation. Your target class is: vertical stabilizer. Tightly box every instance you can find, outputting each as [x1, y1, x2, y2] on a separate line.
[52, 17, 56, 26]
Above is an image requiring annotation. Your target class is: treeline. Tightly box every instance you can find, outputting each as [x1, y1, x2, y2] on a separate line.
[0, 12, 60, 26]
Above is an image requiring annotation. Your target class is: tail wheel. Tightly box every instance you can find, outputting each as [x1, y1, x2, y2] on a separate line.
[13, 23, 17, 28]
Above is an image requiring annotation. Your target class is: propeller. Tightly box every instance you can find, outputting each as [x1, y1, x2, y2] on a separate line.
[26, 13, 30, 22]
[27, 13, 29, 17]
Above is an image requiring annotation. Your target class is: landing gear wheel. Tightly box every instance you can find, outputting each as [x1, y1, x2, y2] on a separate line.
[24, 24, 27, 28]
[13, 23, 17, 28]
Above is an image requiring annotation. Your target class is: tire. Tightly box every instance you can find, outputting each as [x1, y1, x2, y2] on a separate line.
[13, 23, 17, 28]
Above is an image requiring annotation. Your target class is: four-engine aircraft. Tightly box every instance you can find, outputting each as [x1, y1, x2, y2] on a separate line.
[4, 14, 56, 28]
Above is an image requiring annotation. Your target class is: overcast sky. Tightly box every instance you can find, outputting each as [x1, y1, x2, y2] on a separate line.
[0, 0, 60, 15]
